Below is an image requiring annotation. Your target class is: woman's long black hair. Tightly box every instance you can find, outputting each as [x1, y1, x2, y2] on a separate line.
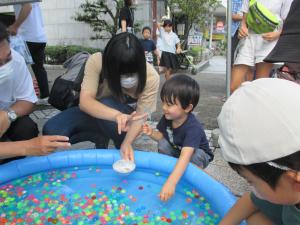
[102, 32, 146, 101]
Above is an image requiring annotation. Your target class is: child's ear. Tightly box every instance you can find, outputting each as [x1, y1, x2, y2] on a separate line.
[286, 171, 300, 192]
[184, 104, 193, 113]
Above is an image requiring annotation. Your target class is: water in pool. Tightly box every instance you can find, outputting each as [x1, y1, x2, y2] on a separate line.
[0, 166, 220, 224]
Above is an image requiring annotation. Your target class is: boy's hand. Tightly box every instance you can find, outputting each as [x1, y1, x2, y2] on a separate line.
[142, 123, 153, 136]
[159, 180, 176, 201]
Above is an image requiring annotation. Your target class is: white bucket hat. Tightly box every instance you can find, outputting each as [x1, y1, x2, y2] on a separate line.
[218, 78, 300, 165]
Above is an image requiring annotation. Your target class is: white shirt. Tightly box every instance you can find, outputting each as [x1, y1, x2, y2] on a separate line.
[0, 49, 37, 110]
[242, 0, 293, 26]
[14, 3, 47, 43]
[159, 28, 180, 54]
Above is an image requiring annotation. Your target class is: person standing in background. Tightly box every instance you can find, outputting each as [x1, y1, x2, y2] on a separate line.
[8, 2, 49, 105]
[231, 0, 243, 65]
[119, 0, 135, 33]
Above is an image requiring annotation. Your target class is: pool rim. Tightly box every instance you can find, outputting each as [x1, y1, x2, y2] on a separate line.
[0, 149, 237, 219]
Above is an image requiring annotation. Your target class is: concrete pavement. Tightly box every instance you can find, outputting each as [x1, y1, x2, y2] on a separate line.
[31, 56, 250, 196]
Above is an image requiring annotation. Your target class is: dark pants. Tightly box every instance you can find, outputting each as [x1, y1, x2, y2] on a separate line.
[43, 97, 134, 148]
[27, 42, 49, 98]
[231, 31, 240, 65]
[0, 116, 39, 164]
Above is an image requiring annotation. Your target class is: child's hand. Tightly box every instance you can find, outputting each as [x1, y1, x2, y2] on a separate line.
[262, 31, 280, 41]
[159, 180, 176, 201]
[142, 123, 153, 136]
[238, 24, 248, 39]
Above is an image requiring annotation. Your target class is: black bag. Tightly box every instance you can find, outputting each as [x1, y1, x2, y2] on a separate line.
[48, 52, 90, 111]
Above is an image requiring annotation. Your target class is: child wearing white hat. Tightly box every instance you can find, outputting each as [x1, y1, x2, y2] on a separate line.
[218, 78, 300, 225]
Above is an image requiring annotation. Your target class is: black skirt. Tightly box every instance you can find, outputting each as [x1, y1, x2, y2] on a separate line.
[160, 51, 179, 69]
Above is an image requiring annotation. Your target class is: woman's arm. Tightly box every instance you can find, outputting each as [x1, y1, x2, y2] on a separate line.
[80, 90, 142, 135]
[219, 192, 259, 225]
[79, 90, 121, 122]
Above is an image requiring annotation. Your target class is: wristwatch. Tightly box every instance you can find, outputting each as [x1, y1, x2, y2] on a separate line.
[7, 109, 17, 123]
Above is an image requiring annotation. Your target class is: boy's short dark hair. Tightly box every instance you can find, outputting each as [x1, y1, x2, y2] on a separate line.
[0, 22, 9, 43]
[163, 19, 173, 27]
[160, 74, 199, 111]
[229, 151, 300, 190]
[142, 26, 151, 34]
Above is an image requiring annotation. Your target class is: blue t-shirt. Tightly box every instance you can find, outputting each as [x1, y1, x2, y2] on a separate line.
[140, 39, 156, 63]
[157, 113, 213, 159]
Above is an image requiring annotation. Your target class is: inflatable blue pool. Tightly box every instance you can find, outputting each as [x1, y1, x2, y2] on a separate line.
[0, 150, 238, 224]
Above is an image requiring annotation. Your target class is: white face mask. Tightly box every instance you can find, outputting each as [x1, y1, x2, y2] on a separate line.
[120, 74, 139, 89]
[0, 60, 13, 84]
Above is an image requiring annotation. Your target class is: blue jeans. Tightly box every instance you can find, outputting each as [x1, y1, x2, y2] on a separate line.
[158, 138, 211, 169]
[43, 97, 134, 148]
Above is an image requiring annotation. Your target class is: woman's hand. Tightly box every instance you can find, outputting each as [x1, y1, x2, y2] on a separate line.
[120, 142, 134, 161]
[115, 111, 147, 135]
[262, 31, 281, 41]
[142, 123, 153, 136]
[159, 180, 176, 201]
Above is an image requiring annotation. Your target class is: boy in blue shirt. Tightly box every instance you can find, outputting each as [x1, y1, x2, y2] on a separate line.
[143, 74, 213, 201]
[140, 26, 160, 65]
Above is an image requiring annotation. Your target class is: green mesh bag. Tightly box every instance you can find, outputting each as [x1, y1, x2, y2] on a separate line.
[246, 0, 280, 34]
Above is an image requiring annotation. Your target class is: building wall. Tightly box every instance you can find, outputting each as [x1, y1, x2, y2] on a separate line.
[40, 0, 165, 48]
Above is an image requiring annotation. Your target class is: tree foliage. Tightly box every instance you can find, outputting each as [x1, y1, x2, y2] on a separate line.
[74, 0, 124, 39]
[167, 0, 220, 47]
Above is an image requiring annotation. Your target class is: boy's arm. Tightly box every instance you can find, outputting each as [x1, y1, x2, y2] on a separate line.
[160, 147, 194, 201]
[219, 192, 259, 225]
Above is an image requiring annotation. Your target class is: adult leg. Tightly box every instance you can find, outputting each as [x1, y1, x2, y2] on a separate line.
[43, 107, 109, 148]
[95, 97, 134, 148]
[27, 42, 49, 98]
[165, 68, 172, 80]
[1, 116, 38, 164]
[158, 138, 180, 157]
[231, 64, 251, 94]
[255, 62, 273, 79]
[5, 116, 38, 141]
[190, 149, 211, 169]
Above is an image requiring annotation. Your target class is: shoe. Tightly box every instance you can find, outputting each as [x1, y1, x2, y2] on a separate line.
[36, 97, 50, 106]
